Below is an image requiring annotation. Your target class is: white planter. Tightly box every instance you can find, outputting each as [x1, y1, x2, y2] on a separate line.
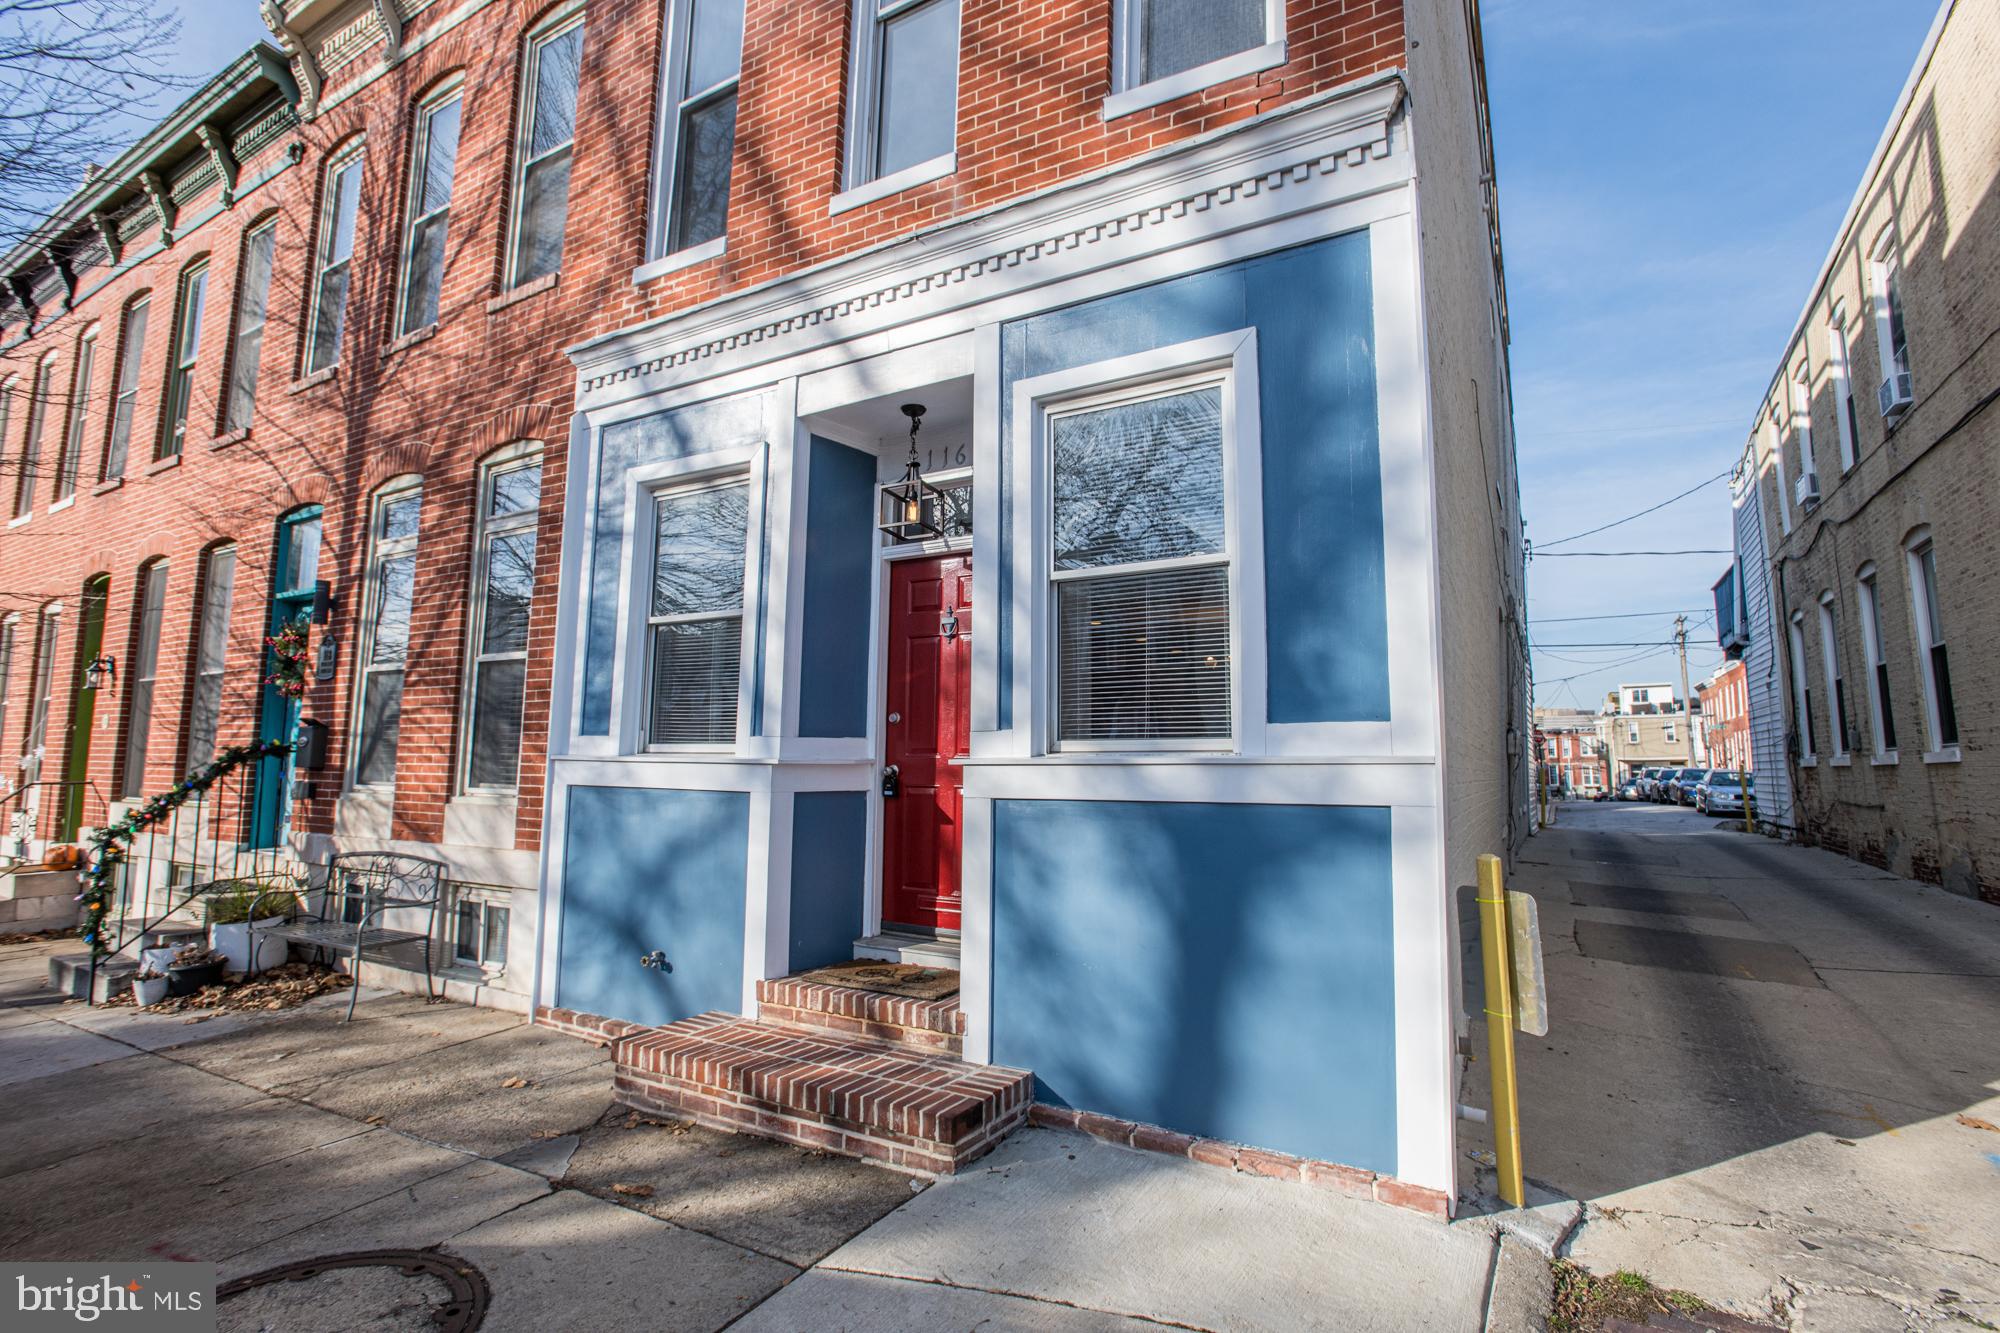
[210, 918, 288, 975]
[141, 946, 178, 977]
[131, 974, 169, 1007]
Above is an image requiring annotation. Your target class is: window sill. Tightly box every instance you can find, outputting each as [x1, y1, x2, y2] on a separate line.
[829, 153, 956, 217]
[1922, 746, 1962, 765]
[487, 272, 559, 314]
[1870, 751, 1899, 765]
[1798, 756, 1816, 768]
[93, 477, 124, 496]
[48, 495, 75, 514]
[381, 322, 439, 359]
[1829, 754, 1853, 767]
[632, 237, 726, 286]
[145, 453, 182, 476]
[1102, 41, 1287, 121]
[288, 365, 339, 395]
[6, 513, 29, 529]
[210, 428, 251, 451]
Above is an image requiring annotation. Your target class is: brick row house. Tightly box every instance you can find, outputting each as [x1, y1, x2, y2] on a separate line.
[1728, 0, 1998, 889]
[0, 0, 1523, 1210]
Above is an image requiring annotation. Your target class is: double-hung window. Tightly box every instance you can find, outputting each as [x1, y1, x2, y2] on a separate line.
[225, 221, 278, 432]
[12, 355, 54, 520]
[463, 453, 540, 790]
[161, 261, 208, 459]
[1789, 359, 1813, 490]
[843, 0, 959, 198]
[103, 295, 149, 480]
[652, 0, 742, 258]
[0, 614, 15, 756]
[509, 14, 585, 287]
[20, 605, 60, 787]
[354, 483, 422, 787]
[1108, 0, 1284, 117]
[1856, 565, 1895, 757]
[184, 545, 236, 765]
[55, 328, 96, 502]
[646, 480, 749, 747]
[120, 561, 169, 798]
[1827, 308, 1858, 470]
[1788, 611, 1814, 762]
[307, 146, 364, 375]
[1906, 533, 1957, 755]
[1871, 233, 1912, 412]
[1817, 593, 1848, 759]
[1050, 378, 1233, 747]
[399, 90, 463, 336]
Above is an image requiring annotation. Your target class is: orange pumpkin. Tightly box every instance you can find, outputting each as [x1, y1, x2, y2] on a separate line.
[43, 845, 81, 871]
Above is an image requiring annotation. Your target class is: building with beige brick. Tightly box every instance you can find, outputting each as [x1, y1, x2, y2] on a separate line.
[1727, 0, 1999, 894]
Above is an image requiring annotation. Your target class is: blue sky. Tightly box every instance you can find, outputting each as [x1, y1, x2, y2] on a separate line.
[1484, 0, 1940, 712]
[148, 2, 1943, 714]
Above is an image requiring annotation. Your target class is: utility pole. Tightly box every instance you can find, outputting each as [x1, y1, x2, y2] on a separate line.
[1675, 614, 1695, 764]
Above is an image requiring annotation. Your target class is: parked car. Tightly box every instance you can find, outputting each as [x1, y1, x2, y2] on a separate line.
[1644, 767, 1673, 801]
[1666, 767, 1710, 805]
[1616, 779, 1643, 801]
[1696, 772, 1754, 817]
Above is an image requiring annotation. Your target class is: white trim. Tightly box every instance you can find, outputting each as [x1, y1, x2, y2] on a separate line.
[633, 236, 726, 287]
[959, 794, 992, 1062]
[841, 0, 962, 195]
[830, 153, 956, 217]
[1922, 746, 1961, 764]
[1827, 306, 1858, 471]
[1787, 609, 1814, 763]
[1904, 528, 1954, 755]
[503, 7, 586, 291]
[393, 79, 464, 340]
[304, 142, 364, 375]
[1816, 592, 1848, 760]
[1104, 41, 1287, 121]
[1855, 564, 1893, 759]
[457, 443, 543, 796]
[1391, 802, 1452, 1195]
[347, 478, 424, 791]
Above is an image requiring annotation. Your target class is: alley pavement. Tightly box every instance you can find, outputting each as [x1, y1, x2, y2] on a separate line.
[0, 937, 1504, 1332]
[1485, 800, 2000, 1330]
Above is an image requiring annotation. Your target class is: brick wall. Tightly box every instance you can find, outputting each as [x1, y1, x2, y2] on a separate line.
[0, 0, 1406, 865]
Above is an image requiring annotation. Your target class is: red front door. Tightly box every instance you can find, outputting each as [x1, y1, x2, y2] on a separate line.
[882, 554, 971, 933]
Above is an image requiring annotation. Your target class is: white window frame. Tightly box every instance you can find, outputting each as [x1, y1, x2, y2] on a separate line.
[12, 354, 55, 522]
[458, 445, 542, 794]
[642, 0, 743, 269]
[305, 142, 365, 375]
[1870, 229, 1911, 408]
[1827, 305, 1858, 471]
[1856, 563, 1895, 762]
[1788, 609, 1814, 765]
[641, 474, 754, 753]
[1009, 330, 1265, 756]
[1664, 720, 1675, 744]
[451, 887, 511, 973]
[160, 259, 208, 459]
[1627, 722, 1639, 745]
[1790, 357, 1814, 487]
[1770, 411, 1791, 536]
[20, 603, 61, 788]
[349, 478, 424, 789]
[1904, 528, 1958, 761]
[184, 544, 236, 767]
[395, 82, 464, 338]
[1105, 0, 1287, 121]
[1817, 592, 1849, 762]
[837, 0, 961, 207]
[103, 294, 149, 481]
[505, 8, 586, 290]
[225, 219, 279, 433]
[120, 560, 170, 799]
[55, 326, 98, 505]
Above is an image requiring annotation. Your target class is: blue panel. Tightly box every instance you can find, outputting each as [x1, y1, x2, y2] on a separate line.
[995, 231, 1389, 729]
[581, 394, 768, 735]
[788, 791, 868, 972]
[557, 786, 748, 1026]
[798, 437, 877, 738]
[1245, 237, 1388, 721]
[991, 799, 1398, 1172]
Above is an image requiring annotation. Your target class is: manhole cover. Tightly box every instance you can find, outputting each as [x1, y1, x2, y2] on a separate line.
[218, 1250, 488, 1332]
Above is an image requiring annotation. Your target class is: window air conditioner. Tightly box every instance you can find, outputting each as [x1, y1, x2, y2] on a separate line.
[1879, 371, 1913, 420]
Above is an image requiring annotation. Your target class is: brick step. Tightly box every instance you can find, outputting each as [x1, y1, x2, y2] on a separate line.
[756, 974, 965, 1055]
[613, 1013, 1031, 1176]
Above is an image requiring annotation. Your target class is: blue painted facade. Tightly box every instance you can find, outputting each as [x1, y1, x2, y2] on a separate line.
[556, 786, 749, 1026]
[991, 799, 1399, 1173]
[788, 791, 868, 972]
[997, 231, 1388, 729]
[797, 437, 877, 738]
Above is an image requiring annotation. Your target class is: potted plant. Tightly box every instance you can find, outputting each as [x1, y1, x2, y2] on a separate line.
[205, 880, 293, 975]
[166, 943, 226, 996]
[131, 967, 169, 1008]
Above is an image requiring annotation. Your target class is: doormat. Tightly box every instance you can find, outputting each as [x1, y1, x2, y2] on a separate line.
[788, 958, 960, 1001]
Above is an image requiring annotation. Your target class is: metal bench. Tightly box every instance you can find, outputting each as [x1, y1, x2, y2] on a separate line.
[250, 851, 446, 1021]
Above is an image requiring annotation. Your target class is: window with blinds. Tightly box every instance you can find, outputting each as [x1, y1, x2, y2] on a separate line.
[647, 480, 748, 746]
[1050, 383, 1231, 745]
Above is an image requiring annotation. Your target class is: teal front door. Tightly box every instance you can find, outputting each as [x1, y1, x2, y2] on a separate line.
[252, 508, 321, 848]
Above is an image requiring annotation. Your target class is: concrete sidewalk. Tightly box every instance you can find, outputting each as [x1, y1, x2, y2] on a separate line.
[0, 936, 1525, 1331]
[1474, 801, 2000, 1331]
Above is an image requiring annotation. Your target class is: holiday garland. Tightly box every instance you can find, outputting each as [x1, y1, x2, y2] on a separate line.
[77, 739, 296, 958]
[264, 615, 312, 699]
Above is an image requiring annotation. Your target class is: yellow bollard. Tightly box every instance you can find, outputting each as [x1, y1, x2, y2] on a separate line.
[1478, 853, 1525, 1207]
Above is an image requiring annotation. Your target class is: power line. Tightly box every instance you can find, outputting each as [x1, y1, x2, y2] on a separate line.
[1534, 470, 1731, 548]
[1530, 608, 1711, 623]
[1534, 548, 1732, 558]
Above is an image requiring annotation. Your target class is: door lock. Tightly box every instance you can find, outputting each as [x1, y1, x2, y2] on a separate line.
[639, 950, 670, 971]
[881, 765, 901, 798]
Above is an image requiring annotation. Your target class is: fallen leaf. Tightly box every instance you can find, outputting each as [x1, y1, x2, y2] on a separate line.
[501, 1076, 529, 1089]
[530, 1129, 563, 1140]
[364, 1115, 386, 1125]
[611, 1183, 654, 1198]
[1957, 1114, 1999, 1133]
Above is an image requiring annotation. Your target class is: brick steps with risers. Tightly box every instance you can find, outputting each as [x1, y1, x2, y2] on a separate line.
[755, 975, 965, 1055]
[610, 1011, 1031, 1176]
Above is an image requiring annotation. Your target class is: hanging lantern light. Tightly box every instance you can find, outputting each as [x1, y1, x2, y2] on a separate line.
[878, 402, 946, 543]
[81, 654, 116, 692]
